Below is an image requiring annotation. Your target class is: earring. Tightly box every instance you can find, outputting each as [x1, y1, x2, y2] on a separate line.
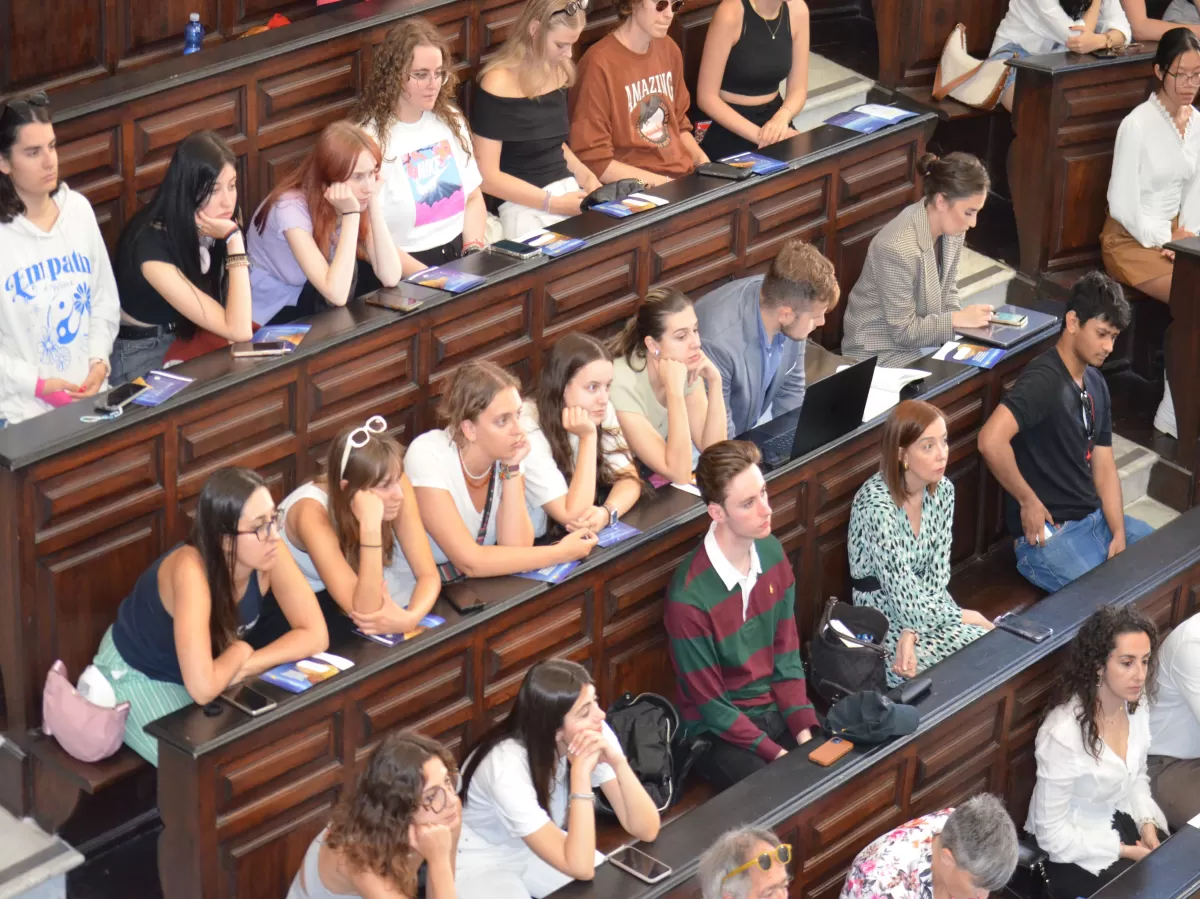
[902, 461, 909, 471]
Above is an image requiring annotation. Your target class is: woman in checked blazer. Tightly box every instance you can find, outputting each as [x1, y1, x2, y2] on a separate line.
[841, 152, 995, 367]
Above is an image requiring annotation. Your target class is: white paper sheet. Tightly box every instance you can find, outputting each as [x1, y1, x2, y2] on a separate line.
[837, 365, 932, 422]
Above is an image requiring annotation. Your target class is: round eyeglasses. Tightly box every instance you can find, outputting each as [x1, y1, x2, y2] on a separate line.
[419, 771, 463, 813]
[237, 508, 282, 542]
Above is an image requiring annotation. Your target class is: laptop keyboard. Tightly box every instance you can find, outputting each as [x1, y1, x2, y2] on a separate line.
[760, 431, 794, 461]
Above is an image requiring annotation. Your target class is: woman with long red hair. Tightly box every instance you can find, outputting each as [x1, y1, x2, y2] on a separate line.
[248, 121, 404, 326]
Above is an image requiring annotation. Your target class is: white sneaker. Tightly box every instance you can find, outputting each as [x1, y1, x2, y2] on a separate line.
[1155, 379, 1177, 438]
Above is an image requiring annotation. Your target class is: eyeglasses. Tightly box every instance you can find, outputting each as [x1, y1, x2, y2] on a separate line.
[339, 415, 388, 479]
[654, 0, 685, 12]
[722, 844, 792, 882]
[1080, 388, 1095, 462]
[410, 68, 450, 87]
[1169, 68, 1200, 85]
[553, 0, 589, 16]
[237, 508, 282, 542]
[419, 771, 463, 813]
[0, 91, 49, 125]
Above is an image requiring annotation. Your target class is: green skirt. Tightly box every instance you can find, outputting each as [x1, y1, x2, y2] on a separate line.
[92, 627, 193, 766]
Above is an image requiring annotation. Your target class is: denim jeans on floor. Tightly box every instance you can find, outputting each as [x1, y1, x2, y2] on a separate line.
[109, 333, 175, 386]
[1014, 508, 1155, 593]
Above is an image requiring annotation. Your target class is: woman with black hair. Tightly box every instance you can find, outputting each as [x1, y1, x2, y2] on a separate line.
[1026, 605, 1169, 899]
[456, 659, 660, 899]
[990, 0, 1131, 110]
[288, 731, 460, 899]
[89, 467, 327, 765]
[0, 92, 120, 424]
[1102, 27, 1200, 438]
[521, 334, 642, 537]
[110, 131, 254, 384]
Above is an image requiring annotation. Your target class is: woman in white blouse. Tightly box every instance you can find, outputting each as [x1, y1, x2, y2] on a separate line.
[405, 360, 598, 581]
[456, 660, 661, 899]
[990, 0, 1132, 110]
[522, 333, 642, 538]
[1027, 605, 1168, 899]
[1102, 28, 1200, 438]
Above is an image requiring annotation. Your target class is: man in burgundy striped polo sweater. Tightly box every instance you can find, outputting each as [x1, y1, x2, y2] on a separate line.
[666, 440, 817, 790]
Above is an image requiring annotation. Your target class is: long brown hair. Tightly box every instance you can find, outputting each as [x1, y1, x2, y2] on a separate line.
[1050, 605, 1159, 761]
[253, 121, 378, 260]
[879, 400, 946, 507]
[461, 660, 592, 819]
[437, 360, 521, 446]
[326, 731, 458, 893]
[479, 0, 585, 96]
[534, 333, 638, 489]
[321, 423, 405, 571]
[187, 467, 269, 654]
[357, 18, 472, 160]
[608, 286, 693, 371]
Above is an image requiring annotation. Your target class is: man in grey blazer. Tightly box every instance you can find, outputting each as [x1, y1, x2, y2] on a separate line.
[695, 240, 840, 438]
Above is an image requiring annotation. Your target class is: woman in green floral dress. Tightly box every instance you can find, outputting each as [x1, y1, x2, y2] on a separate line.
[848, 400, 993, 688]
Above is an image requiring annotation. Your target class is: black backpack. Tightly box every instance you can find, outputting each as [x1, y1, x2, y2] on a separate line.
[807, 598, 889, 704]
[596, 692, 708, 815]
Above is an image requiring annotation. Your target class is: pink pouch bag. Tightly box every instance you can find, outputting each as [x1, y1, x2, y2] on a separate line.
[42, 660, 130, 763]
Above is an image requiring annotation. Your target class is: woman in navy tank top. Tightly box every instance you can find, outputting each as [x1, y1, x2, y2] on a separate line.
[91, 467, 328, 764]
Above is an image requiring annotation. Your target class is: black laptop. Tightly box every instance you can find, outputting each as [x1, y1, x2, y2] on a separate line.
[740, 355, 878, 466]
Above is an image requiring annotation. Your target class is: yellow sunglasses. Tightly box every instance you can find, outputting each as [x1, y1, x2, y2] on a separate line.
[722, 844, 792, 882]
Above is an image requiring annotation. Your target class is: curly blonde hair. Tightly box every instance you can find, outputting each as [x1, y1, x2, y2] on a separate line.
[479, 0, 586, 97]
[356, 18, 472, 160]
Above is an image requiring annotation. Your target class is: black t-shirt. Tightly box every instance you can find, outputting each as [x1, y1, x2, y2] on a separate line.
[115, 224, 195, 326]
[1001, 347, 1111, 536]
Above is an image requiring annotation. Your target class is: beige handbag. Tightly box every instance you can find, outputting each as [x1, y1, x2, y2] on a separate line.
[932, 23, 1015, 110]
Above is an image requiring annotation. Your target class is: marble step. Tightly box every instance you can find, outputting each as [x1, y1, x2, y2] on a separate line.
[0, 803, 81, 899]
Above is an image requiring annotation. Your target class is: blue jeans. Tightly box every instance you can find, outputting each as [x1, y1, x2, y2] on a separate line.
[110, 333, 175, 386]
[992, 42, 1034, 96]
[1014, 508, 1154, 593]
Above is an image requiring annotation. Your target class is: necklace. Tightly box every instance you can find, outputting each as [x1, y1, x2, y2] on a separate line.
[458, 446, 493, 485]
[750, 0, 784, 39]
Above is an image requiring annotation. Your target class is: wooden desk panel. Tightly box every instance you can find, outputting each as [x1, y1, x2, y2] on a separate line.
[1009, 52, 1155, 277]
[872, 0, 1007, 89]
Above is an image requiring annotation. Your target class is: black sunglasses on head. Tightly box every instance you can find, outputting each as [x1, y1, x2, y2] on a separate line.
[553, 0, 590, 16]
[0, 91, 50, 124]
[654, 0, 685, 11]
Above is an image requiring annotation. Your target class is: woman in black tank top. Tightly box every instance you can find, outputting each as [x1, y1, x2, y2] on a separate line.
[695, 0, 810, 160]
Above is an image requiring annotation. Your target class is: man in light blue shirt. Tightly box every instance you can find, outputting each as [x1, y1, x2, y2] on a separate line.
[695, 239, 840, 437]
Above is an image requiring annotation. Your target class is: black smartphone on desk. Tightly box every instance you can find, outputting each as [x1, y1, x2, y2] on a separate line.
[95, 381, 147, 413]
[994, 612, 1053, 643]
[697, 161, 753, 181]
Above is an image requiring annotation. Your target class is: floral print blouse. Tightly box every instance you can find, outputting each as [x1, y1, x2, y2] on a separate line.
[839, 809, 951, 899]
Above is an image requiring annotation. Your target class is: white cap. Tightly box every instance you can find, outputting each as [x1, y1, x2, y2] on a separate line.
[189, 12, 200, 21]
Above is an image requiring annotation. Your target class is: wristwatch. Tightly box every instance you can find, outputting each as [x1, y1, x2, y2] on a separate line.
[605, 503, 620, 528]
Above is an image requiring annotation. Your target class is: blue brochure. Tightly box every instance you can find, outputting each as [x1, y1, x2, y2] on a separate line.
[720, 151, 788, 175]
[407, 266, 486, 293]
[354, 614, 446, 647]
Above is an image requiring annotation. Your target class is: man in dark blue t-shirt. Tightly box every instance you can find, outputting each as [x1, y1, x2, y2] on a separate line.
[978, 271, 1153, 593]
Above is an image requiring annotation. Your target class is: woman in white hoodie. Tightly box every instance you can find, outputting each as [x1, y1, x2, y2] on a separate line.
[0, 92, 120, 425]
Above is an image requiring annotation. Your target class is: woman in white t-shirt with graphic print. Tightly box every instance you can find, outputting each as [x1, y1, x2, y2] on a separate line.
[522, 333, 643, 538]
[456, 660, 662, 899]
[405, 360, 598, 580]
[356, 17, 488, 282]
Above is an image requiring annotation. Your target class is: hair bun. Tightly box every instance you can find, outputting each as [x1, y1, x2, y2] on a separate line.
[916, 152, 940, 178]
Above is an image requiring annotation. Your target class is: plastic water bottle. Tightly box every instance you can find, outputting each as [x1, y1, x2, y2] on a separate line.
[183, 13, 204, 55]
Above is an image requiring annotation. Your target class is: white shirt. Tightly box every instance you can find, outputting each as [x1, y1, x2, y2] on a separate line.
[703, 522, 762, 621]
[278, 482, 417, 606]
[459, 722, 620, 854]
[1026, 698, 1167, 875]
[1108, 95, 1200, 249]
[0, 184, 120, 424]
[519, 400, 636, 537]
[405, 429, 523, 564]
[1149, 614, 1200, 760]
[364, 110, 483, 253]
[990, 0, 1132, 56]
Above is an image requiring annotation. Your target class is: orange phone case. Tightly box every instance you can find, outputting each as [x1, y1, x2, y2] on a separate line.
[808, 737, 854, 766]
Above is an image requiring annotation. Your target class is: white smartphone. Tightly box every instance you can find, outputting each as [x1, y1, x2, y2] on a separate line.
[608, 846, 672, 884]
[1043, 523, 1056, 543]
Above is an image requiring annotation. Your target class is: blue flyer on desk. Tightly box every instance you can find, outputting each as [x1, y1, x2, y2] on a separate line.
[523, 230, 586, 257]
[259, 652, 354, 694]
[354, 614, 446, 647]
[720, 151, 788, 175]
[596, 521, 641, 548]
[253, 324, 310, 347]
[130, 370, 194, 406]
[408, 266, 486, 293]
[515, 561, 580, 583]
